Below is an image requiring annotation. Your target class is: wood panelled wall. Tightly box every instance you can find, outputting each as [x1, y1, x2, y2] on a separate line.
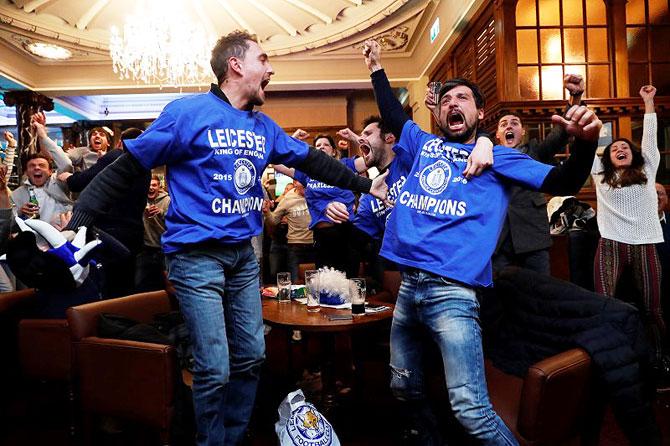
[428, 0, 670, 193]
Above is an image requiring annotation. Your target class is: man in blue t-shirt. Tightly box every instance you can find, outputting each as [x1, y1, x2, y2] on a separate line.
[323, 116, 411, 281]
[324, 116, 409, 240]
[323, 116, 493, 282]
[362, 39, 602, 445]
[65, 31, 390, 446]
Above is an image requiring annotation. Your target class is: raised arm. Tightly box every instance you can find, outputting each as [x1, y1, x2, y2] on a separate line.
[531, 74, 585, 164]
[364, 40, 409, 139]
[31, 112, 73, 173]
[2, 131, 16, 178]
[639, 85, 659, 169]
[539, 105, 602, 195]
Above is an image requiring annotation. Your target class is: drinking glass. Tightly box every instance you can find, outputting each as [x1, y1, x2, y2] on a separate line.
[304, 270, 320, 313]
[349, 278, 366, 316]
[277, 272, 291, 303]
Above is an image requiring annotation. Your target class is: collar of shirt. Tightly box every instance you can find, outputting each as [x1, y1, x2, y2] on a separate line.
[661, 212, 667, 224]
[210, 83, 232, 105]
[23, 177, 48, 188]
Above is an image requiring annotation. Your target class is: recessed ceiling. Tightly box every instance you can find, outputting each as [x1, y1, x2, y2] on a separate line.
[0, 0, 485, 120]
[1, 0, 420, 59]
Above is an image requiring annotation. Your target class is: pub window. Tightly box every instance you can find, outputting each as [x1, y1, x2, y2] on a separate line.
[626, 0, 670, 93]
[516, 0, 611, 100]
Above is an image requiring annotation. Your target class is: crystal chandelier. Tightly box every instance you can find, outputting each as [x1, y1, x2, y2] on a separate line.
[109, 0, 215, 87]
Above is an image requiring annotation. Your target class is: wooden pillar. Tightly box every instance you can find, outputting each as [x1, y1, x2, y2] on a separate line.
[407, 76, 432, 131]
[2, 91, 54, 179]
[494, 0, 520, 101]
[606, 0, 632, 138]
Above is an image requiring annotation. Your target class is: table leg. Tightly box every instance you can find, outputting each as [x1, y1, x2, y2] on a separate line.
[320, 332, 337, 414]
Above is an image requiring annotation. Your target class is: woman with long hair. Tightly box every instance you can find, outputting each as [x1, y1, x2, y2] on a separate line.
[592, 85, 667, 378]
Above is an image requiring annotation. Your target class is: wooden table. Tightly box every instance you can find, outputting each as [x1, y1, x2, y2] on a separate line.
[262, 298, 394, 332]
[262, 298, 394, 411]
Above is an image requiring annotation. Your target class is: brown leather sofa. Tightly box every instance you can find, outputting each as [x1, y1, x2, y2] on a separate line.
[66, 290, 178, 444]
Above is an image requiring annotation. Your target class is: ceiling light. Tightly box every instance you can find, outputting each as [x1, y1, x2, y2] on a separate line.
[26, 42, 72, 60]
[109, 0, 214, 87]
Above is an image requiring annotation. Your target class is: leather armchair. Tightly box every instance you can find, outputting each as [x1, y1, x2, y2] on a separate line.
[18, 315, 76, 437]
[486, 348, 597, 446]
[66, 290, 178, 444]
[0, 289, 38, 405]
[19, 318, 72, 382]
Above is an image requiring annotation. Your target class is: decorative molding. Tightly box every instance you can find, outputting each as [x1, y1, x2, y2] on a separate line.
[483, 97, 670, 129]
[352, 25, 409, 52]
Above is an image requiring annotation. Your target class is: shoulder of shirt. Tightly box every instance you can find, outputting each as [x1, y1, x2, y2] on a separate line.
[162, 92, 216, 115]
[492, 144, 526, 157]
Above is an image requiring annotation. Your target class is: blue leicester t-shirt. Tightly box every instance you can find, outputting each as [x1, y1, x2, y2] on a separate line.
[294, 157, 358, 229]
[380, 121, 553, 287]
[352, 148, 412, 241]
[125, 91, 309, 253]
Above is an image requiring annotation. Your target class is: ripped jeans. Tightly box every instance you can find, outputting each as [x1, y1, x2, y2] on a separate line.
[390, 269, 518, 446]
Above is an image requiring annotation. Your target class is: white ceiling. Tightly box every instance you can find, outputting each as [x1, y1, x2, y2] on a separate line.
[0, 0, 485, 121]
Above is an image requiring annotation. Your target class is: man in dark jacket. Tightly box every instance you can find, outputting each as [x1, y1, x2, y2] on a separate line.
[492, 74, 584, 274]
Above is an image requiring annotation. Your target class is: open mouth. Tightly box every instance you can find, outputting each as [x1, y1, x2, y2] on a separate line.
[261, 79, 270, 90]
[505, 131, 515, 143]
[359, 142, 371, 157]
[616, 153, 627, 160]
[447, 111, 465, 131]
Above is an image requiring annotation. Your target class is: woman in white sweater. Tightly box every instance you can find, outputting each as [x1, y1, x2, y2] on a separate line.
[592, 85, 666, 370]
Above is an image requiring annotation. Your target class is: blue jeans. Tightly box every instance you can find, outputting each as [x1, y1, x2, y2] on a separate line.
[390, 270, 518, 446]
[167, 242, 265, 446]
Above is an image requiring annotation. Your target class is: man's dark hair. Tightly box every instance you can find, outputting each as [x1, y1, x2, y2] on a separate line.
[21, 152, 52, 172]
[599, 138, 648, 188]
[121, 127, 143, 141]
[362, 115, 393, 136]
[120, 127, 143, 151]
[210, 30, 258, 85]
[497, 113, 522, 125]
[439, 78, 486, 109]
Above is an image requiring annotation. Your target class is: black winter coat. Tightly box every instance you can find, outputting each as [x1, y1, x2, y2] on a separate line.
[483, 267, 661, 446]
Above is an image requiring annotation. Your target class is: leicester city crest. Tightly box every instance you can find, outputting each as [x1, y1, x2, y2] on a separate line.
[419, 160, 451, 195]
[286, 403, 333, 445]
[234, 158, 256, 195]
